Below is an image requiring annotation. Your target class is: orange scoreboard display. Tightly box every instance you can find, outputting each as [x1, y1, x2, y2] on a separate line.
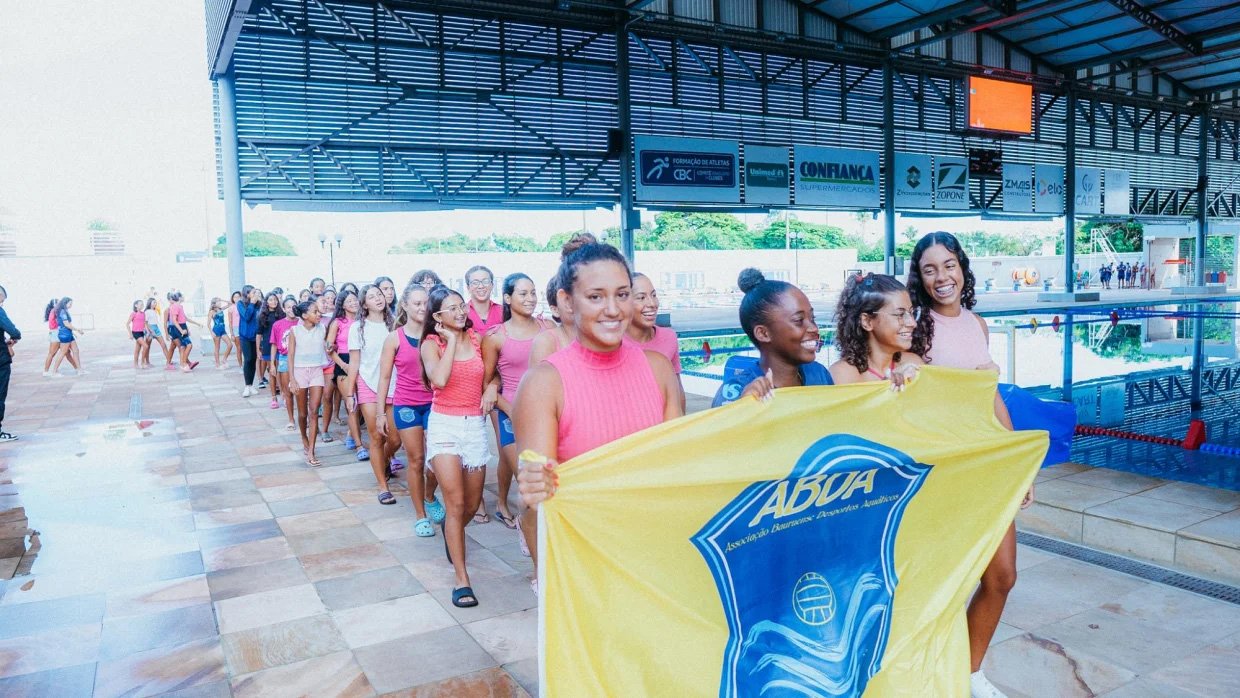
[967, 76, 1033, 135]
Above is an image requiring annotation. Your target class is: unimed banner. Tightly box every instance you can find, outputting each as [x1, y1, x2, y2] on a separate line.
[539, 368, 1046, 697]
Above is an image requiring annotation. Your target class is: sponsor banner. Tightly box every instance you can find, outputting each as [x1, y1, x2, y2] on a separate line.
[794, 146, 880, 208]
[1035, 164, 1065, 214]
[1002, 163, 1034, 213]
[1075, 167, 1102, 214]
[1104, 169, 1131, 215]
[635, 136, 740, 204]
[934, 155, 970, 210]
[893, 153, 934, 210]
[541, 367, 1047, 697]
[743, 145, 791, 206]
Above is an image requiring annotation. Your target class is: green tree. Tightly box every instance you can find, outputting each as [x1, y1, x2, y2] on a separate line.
[641, 212, 751, 251]
[1058, 220, 1144, 254]
[752, 217, 850, 250]
[211, 230, 296, 257]
[494, 234, 542, 252]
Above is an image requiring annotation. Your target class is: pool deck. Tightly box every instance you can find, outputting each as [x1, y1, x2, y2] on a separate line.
[1, 334, 1240, 696]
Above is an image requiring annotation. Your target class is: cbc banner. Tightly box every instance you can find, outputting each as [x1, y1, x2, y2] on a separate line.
[893, 153, 934, 210]
[743, 145, 791, 206]
[1075, 167, 1102, 214]
[1104, 169, 1131, 216]
[933, 155, 970, 210]
[1002, 164, 1034, 213]
[793, 146, 880, 208]
[634, 136, 740, 204]
[1035, 165, 1065, 214]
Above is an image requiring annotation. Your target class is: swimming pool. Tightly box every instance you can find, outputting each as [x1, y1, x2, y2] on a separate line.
[678, 298, 1240, 491]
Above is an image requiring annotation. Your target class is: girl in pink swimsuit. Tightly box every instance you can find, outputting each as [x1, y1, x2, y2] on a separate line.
[626, 272, 685, 412]
[907, 232, 1022, 698]
[515, 238, 684, 594]
[482, 272, 550, 528]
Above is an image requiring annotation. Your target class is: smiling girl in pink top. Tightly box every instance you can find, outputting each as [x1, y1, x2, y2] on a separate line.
[515, 236, 684, 594]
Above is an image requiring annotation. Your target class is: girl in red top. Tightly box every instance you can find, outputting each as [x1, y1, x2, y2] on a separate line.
[420, 285, 496, 608]
[127, 301, 148, 369]
[516, 238, 683, 594]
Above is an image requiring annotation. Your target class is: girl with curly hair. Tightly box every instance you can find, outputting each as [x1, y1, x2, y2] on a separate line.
[906, 231, 1022, 698]
[828, 273, 922, 386]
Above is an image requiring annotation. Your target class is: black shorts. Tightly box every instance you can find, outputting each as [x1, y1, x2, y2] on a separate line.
[131, 331, 145, 341]
[333, 352, 350, 379]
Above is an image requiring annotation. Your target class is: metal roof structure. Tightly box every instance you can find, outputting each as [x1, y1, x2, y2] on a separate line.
[202, 1, 1240, 295]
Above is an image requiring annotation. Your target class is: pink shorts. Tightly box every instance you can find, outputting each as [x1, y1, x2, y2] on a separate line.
[292, 366, 324, 388]
[356, 378, 391, 406]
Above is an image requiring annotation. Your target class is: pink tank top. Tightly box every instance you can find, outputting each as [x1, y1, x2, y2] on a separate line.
[431, 330, 484, 417]
[131, 311, 146, 332]
[393, 329, 433, 406]
[630, 326, 682, 373]
[545, 341, 665, 462]
[332, 316, 353, 354]
[496, 321, 548, 398]
[925, 308, 993, 369]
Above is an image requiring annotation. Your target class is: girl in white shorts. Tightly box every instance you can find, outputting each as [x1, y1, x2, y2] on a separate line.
[420, 285, 494, 608]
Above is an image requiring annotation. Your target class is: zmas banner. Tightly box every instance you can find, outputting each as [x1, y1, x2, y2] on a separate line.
[634, 136, 740, 204]
[539, 368, 1046, 697]
[1002, 163, 1034, 213]
[794, 146, 880, 208]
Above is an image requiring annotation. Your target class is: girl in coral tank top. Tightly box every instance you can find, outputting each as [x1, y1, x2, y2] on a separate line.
[908, 232, 1025, 698]
[515, 236, 684, 596]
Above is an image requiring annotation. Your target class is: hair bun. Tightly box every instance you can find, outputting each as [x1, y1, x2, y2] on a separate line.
[737, 267, 766, 294]
[561, 232, 598, 258]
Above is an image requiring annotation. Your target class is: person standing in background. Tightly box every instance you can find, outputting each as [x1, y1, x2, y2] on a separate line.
[0, 286, 20, 441]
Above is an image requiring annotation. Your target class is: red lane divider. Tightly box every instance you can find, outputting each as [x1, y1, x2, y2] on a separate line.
[1074, 425, 1182, 447]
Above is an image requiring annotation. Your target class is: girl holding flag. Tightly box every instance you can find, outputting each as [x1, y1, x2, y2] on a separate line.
[907, 232, 1023, 698]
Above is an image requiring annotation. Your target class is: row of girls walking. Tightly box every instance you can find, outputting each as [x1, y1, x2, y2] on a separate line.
[514, 231, 1021, 698]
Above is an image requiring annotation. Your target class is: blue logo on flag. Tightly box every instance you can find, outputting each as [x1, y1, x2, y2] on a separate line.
[692, 435, 932, 697]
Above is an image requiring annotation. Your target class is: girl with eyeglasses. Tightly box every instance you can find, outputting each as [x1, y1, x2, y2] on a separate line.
[420, 284, 495, 608]
[907, 231, 1022, 698]
[464, 265, 502, 334]
[827, 273, 922, 386]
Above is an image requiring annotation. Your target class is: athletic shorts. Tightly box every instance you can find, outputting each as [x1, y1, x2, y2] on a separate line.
[212, 326, 226, 338]
[168, 325, 189, 344]
[497, 409, 516, 447]
[333, 352, 350, 379]
[148, 325, 162, 339]
[426, 412, 490, 470]
[292, 366, 324, 388]
[393, 403, 431, 431]
[57, 331, 74, 344]
[356, 377, 391, 406]
[260, 339, 272, 361]
[49, 331, 58, 344]
[131, 331, 145, 341]
[277, 355, 289, 373]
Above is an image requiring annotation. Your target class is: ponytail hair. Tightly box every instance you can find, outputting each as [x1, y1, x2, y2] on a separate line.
[501, 273, 533, 322]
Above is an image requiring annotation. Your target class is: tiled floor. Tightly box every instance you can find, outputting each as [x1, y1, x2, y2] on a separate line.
[0, 334, 1238, 696]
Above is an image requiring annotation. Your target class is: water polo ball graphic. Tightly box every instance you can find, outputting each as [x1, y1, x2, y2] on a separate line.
[792, 572, 836, 626]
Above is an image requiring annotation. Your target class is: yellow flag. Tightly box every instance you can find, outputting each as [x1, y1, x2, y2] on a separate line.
[539, 366, 1046, 697]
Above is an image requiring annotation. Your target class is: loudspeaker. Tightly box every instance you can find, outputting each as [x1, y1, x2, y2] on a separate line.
[606, 128, 626, 158]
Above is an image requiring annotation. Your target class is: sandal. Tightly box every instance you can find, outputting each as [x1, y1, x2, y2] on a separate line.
[306, 454, 321, 467]
[413, 517, 434, 538]
[377, 491, 396, 505]
[472, 510, 490, 525]
[494, 510, 518, 530]
[356, 447, 370, 462]
[452, 586, 478, 608]
[425, 498, 446, 525]
[322, 432, 334, 443]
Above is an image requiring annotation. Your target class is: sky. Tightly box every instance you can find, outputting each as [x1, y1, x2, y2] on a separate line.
[0, 1, 1061, 260]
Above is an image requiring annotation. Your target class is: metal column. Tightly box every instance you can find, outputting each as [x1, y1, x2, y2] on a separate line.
[1196, 107, 1209, 286]
[1064, 89, 1077, 293]
[217, 72, 246, 292]
[1062, 314, 1074, 402]
[616, 27, 636, 265]
[882, 63, 896, 275]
